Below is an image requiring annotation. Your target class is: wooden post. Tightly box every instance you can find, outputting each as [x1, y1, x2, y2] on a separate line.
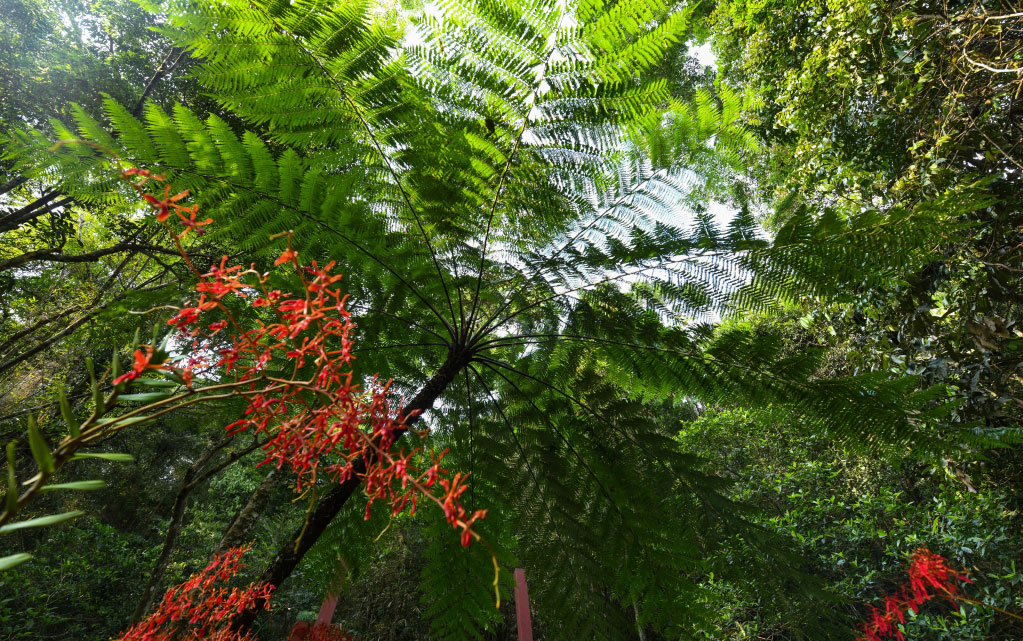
[514, 568, 534, 641]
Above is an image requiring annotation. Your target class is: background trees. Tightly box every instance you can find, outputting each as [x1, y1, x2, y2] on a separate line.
[1, 1, 1021, 640]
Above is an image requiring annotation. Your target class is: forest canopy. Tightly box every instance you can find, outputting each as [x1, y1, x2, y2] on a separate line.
[1, 0, 1021, 640]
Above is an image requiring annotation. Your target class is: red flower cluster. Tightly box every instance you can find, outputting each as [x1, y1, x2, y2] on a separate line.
[857, 548, 973, 641]
[124, 168, 212, 237]
[116, 547, 274, 641]
[118, 167, 487, 549]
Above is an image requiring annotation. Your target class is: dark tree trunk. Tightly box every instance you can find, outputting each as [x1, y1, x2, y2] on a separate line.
[231, 347, 473, 632]
[213, 467, 283, 558]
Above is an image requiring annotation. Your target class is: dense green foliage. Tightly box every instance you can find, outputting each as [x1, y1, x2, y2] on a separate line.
[1, 0, 1020, 640]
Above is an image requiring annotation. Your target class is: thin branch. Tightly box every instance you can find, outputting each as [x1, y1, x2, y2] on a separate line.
[0, 194, 73, 233]
[0, 306, 107, 376]
[0, 242, 186, 274]
[0, 305, 82, 355]
[188, 436, 269, 489]
[0, 176, 28, 197]
[962, 51, 1023, 74]
[132, 48, 188, 118]
[0, 390, 92, 425]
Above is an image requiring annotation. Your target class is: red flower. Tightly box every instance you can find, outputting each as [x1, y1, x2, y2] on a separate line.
[113, 346, 167, 386]
[856, 548, 972, 641]
[169, 307, 201, 330]
[114, 547, 273, 641]
[141, 184, 193, 224]
[274, 248, 298, 266]
[174, 203, 214, 238]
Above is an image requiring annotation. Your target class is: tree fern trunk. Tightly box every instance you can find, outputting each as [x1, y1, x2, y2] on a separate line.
[231, 347, 473, 632]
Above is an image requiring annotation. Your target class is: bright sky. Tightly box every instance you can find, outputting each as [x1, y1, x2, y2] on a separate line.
[689, 41, 717, 69]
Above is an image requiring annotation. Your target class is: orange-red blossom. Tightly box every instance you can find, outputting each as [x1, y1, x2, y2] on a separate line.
[117, 166, 488, 550]
[857, 548, 973, 641]
[116, 546, 273, 641]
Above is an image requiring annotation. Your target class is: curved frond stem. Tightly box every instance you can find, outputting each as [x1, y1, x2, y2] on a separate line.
[247, 0, 459, 336]
[466, 118, 527, 338]
[492, 252, 722, 331]
[475, 354, 712, 489]
[467, 364, 592, 591]
[351, 341, 447, 353]
[122, 159, 455, 341]
[476, 359, 636, 537]
[476, 332, 805, 390]
[467, 9, 567, 338]
[348, 303, 452, 344]
[528, 165, 673, 282]
[470, 291, 525, 346]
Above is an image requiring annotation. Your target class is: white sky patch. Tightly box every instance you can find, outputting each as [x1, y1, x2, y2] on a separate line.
[708, 200, 735, 227]
[689, 41, 717, 70]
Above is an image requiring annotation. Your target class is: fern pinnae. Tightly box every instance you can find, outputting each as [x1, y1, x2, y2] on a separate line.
[468, 363, 618, 635]
[463, 0, 568, 336]
[477, 359, 637, 537]
[190, 0, 461, 335]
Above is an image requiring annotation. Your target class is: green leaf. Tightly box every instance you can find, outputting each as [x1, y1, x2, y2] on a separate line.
[0, 553, 32, 572]
[59, 387, 81, 439]
[40, 480, 107, 492]
[117, 391, 175, 402]
[161, 370, 187, 385]
[70, 452, 134, 463]
[94, 415, 153, 428]
[133, 378, 181, 389]
[111, 351, 122, 384]
[87, 357, 104, 417]
[0, 510, 85, 534]
[26, 414, 54, 475]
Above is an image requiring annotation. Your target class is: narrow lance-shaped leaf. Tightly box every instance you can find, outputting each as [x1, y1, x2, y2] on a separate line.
[111, 350, 122, 384]
[70, 452, 134, 462]
[26, 414, 54, 475]
[59, 387, 80, 438]
[0, 510, 86, 534]
[40, 480, 107, 492]
[86, 357, 103, 417]
[117, 391, 175, 403]
[0, 553, 33, 572]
